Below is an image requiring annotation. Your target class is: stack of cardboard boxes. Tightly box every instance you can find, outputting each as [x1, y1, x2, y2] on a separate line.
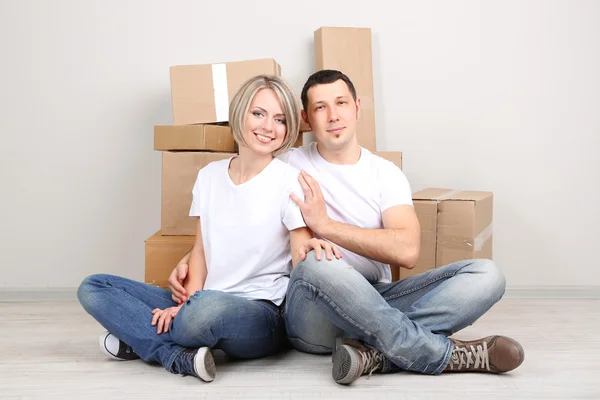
[145, 27, 493, 287]
[145, 59, 296, 287]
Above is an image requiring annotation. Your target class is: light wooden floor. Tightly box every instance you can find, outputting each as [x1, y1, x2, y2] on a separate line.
[1, 299, 598, 399]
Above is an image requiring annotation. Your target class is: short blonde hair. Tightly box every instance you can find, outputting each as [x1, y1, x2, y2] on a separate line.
[229, 75, 301, 156]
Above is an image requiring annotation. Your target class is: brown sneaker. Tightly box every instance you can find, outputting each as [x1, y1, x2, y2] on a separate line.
[445, 335, 524, 373]
[332, 338, 384, 385]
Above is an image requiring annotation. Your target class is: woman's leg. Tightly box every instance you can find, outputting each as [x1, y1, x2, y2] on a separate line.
[171, 290, 286, 359]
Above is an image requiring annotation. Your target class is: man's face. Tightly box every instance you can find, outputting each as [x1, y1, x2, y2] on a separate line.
[303, 79, 360, 151]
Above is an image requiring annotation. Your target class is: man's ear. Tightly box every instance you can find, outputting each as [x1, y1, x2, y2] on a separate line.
[355, 97, 361, 120]
[300, 110, 312, 132]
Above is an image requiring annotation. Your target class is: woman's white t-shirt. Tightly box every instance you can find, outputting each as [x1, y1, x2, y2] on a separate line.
[189, 157, 306, 306]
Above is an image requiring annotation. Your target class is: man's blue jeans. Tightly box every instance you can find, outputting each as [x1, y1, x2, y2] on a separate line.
[78, 274, 286, 373]
[284, 253, 506, 375]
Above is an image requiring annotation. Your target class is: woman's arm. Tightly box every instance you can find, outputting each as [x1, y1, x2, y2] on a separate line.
[183, 217, 208, 297]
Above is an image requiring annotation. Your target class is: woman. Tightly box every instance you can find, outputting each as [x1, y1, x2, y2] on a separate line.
[77, 75, 340, 383]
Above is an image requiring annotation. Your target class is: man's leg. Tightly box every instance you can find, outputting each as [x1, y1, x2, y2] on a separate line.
[171, 290, 286, 359]
[344, 259, 523, 379]
[374, 259, 506, 336]
[285, 252, 452, 375]
[77, 274, 194, 374]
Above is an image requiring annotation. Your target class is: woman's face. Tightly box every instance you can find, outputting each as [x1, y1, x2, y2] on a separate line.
[242, 88, 287, 155]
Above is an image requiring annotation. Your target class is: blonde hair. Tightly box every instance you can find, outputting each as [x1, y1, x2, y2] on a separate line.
[229, 75, 301, 156]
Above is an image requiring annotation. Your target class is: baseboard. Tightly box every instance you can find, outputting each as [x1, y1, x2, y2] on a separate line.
[503, 286, 600, 299]
[0, 288, 78, 302]
[1, 285, 599, 302]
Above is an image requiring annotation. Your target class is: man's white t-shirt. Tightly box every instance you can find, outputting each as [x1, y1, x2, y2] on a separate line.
[278, 142, 413, 283]
[189, 157, 306, 306]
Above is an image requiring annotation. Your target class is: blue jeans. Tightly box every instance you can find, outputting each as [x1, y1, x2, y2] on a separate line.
[78, 274, 286, 373]
[284, 253, 506, 375]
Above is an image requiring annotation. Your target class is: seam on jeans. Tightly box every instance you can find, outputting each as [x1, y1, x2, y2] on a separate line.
[433, 338, 454, 375]
[381, 262, 475, 301]
[289, 280, 413, 367]
[103, 277, 175, 305]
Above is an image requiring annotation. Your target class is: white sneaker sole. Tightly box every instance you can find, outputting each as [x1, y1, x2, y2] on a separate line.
[332, 345, 361, 385]
[194, 347, 216, 382]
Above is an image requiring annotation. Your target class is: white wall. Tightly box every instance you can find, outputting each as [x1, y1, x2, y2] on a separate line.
[1, 0, 598, 290]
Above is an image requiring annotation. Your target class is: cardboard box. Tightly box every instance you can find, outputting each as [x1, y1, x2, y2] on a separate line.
[145, 231, 195, 288]
[170, 58, 281, 125]
[315, 27, 377, 152]
[402, 188, 493, 279]
[374, 151, 402, 170]
[154, 124, 235, 152]
[162, 151, 237, 235]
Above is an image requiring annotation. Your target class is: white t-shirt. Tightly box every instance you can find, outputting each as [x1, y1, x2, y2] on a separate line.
[189, 157, 306, 306]
[278, 142, 413, 282]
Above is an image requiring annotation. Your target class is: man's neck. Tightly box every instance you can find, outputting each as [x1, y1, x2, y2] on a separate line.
[316, 142, 362, 165]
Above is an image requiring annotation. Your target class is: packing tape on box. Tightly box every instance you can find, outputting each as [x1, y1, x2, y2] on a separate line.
[212, 63, 229, 122]
[473, 223, 493, 251]
[435, 190, 461, 201]
[438, 223, 493, 251]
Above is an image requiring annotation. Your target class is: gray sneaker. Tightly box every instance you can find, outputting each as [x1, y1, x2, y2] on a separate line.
[176, 347, 216, 382]
[332, 338, 384, 385]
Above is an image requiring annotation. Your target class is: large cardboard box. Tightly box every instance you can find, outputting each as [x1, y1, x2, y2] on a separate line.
[170, 58, 281, 125]
[403, 188, 493, 279]
[314, 27, 377, 152]
[154, 124, 235, 152]
[162, 151, 237, 235]
[145, 231, 195, 288]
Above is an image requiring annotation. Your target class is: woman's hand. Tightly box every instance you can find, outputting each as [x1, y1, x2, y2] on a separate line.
[298, 238, 343, 262]
[151, 305, 182, 335]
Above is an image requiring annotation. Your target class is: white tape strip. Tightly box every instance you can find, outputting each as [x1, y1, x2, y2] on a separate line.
[435, 190, 461, 201]
[212, 63, 229, 122]
[473, 223, 493, 251]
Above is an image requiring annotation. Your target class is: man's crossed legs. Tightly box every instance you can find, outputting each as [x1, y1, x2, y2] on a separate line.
[284, 252, 524, 384]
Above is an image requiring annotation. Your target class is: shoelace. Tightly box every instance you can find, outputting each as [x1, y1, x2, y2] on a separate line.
[175, 349, 199, 377]
[360, 348, 384, 377]
[449, 341, 490, 371]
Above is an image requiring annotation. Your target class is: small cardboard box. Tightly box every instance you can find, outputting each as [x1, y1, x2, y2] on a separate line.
[145, 231, 195, 288]
[162, 151, 237, 235]
[154, 124, 235, 152]
[374, 151, 402, 170]
[170, 58, 281, 125]
[315, 27, 377, 152]
[403, 188, 493, 279]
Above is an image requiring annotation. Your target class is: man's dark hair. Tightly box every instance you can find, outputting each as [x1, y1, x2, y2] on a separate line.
[300, 69, 357, 111]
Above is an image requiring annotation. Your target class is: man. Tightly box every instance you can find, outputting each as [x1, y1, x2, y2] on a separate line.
[169, 70, 524, 385]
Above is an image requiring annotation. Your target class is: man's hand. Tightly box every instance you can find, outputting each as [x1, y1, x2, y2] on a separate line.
[151, 305, 182, 335]
[290, 170, 331, 235]
[298, 238, 342, 262]
[168, 261, 188, 304]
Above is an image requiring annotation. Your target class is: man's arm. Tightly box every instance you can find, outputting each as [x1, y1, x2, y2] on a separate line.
[290, 171, 420, 270]
[316, 205, 420, 269]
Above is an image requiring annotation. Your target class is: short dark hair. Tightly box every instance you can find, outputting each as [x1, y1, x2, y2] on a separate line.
[300, 69, 357, 111]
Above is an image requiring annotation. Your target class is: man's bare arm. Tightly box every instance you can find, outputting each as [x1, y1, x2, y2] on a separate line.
[316, 205, 420, 269]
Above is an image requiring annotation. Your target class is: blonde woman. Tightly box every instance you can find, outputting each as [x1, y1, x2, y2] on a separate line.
[78, 75, 340, 383]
